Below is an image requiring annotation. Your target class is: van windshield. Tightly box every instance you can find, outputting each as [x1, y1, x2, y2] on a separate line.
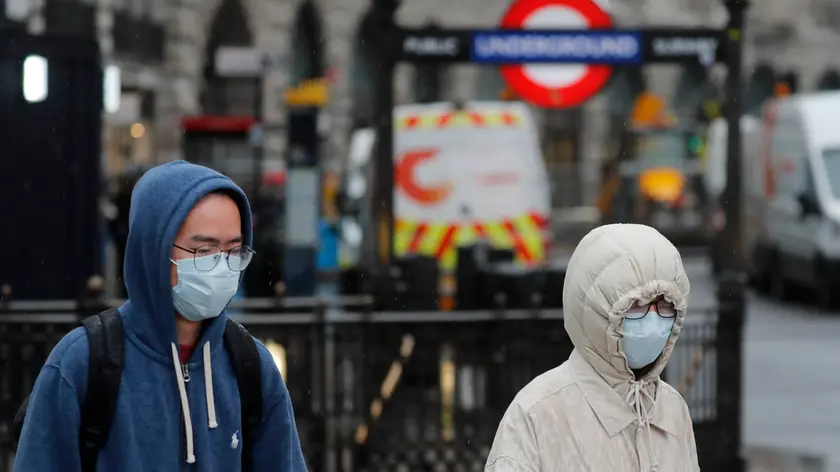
[632, 130, 689, 171]
[824, 148, 840, 199]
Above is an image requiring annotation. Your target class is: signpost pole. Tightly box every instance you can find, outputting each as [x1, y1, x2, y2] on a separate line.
[719, 3, 749, 471]
[721, 0, 749, 274]
[372, 0, 399, 272]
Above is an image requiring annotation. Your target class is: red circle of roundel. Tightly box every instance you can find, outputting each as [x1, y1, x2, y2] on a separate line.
[499, 0, 613, 108]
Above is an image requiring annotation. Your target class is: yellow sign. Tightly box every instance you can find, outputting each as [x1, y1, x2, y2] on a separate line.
[638, 167, 685, 203]
[322, 172, 340, 221]
[630, 93, 678, 127]
[631, 93, 665, 126]
[377, 217, 390, 265]
[284, 78, 329, 106]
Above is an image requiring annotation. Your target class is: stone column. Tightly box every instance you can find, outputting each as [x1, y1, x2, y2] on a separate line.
[322, 0, 368, 167]
[581, 94, 609, 205]
[156, 0, 210, 161]
[96, 0, 114, 59]
[25, 0, 45, 34]
[250, 0, 296, 167]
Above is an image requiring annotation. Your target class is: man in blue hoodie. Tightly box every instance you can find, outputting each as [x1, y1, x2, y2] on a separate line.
[14, 161, 308, 471]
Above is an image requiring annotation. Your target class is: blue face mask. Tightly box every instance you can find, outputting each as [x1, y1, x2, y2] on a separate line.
[171, 254, 241, 322]
[621, 314, 675, 369]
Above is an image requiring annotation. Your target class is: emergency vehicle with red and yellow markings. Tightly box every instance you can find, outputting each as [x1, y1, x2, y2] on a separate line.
[340, 101, 551, 276]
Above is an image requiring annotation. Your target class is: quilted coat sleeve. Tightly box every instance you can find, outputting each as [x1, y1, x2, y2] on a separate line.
[485, 402, 541, 472]
[683, 401, 701, 471]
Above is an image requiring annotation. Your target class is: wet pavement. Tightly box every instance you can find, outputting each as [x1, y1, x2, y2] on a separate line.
[682, 258, 840, 472]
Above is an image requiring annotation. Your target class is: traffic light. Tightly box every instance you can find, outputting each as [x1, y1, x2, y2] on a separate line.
[688, 135, 704, 155]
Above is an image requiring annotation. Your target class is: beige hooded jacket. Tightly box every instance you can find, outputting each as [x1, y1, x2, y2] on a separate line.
[485, 224, 699, 472]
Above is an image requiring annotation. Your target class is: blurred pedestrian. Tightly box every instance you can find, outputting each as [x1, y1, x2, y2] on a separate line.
[108, 167, 142, 297]
[485, 224, 698, 471]
[597, 159, 621, 223]
[14, 161, 306, 471]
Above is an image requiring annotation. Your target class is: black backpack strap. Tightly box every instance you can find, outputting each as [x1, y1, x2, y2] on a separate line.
[224, 317, 263, 472]
[12, 395, 30, 449]
[79, 308, 124, 472]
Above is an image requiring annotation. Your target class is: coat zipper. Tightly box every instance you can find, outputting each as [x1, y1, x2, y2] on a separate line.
[180, 363, 191, 471]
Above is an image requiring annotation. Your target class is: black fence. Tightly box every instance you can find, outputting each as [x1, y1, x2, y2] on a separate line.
[0, 292, 744, 471]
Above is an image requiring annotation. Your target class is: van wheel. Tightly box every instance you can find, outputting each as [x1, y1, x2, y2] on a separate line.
[814, 256, 839, 310]
[816, 283, 838, 309]
[768, 252, 790, 301]
[751, 243, 773, 293]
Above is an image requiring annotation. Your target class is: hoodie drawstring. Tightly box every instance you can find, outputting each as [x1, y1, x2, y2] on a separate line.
[204, 342, 218, 428]
[626, 380, 659, 471]
[170, 342, 218, 465]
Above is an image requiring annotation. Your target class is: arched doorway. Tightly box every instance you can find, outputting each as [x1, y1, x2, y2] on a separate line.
[816, 69, 840, 91]
[201, 0, 254, 115]
[673, 62, 713, 123]
[606, 67, 646, 118]
[605, 67, 646, 159]
[412, 64, 444, 103]
[475, 67, 506, 100]
[745, 63, 776, 115]
[290, 0, 325, 86]
[351, 11, 376, 129]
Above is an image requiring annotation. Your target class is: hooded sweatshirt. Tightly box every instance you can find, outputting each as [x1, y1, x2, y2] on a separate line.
[485, 224, 699, 472]
[14, 161, 307, 472]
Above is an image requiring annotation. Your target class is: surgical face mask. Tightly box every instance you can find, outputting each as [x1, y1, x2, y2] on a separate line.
[171, 254, 241, 322]
[621, 305, 676, 369]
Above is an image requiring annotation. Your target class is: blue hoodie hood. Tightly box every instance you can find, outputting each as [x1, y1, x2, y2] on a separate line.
[123, 160, 252, 359]
[14, 161, 308, 472]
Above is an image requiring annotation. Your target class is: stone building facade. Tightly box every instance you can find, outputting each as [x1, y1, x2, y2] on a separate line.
[9, 0, 840, 183]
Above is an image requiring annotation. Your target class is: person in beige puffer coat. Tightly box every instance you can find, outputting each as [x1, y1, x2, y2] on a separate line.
[485, 224, 700, 471]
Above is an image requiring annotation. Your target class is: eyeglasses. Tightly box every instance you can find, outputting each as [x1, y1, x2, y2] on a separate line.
[624, 298, 676, 320]
[172, 244, 255, 272]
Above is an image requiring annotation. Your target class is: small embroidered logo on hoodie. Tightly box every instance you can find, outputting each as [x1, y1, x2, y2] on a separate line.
[231, 431, 239, 449]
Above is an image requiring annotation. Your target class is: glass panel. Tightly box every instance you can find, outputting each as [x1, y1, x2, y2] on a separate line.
[475, 67, 505, 101]
[821, 148, 840, 200]
[632, 130, 689, 170]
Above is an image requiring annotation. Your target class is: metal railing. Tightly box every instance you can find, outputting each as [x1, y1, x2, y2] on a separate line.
[1, 292, 745, 471]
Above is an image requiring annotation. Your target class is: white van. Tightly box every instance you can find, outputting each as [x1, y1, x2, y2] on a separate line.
[703, 115, 762, 204]
[752, 91, 840, 305]
[703, 115, 763, 272]
[339, 101, 551, 272]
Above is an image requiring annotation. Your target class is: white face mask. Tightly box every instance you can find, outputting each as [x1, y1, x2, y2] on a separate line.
[621, 302, 676, 369]
[171, 254, 241, 322]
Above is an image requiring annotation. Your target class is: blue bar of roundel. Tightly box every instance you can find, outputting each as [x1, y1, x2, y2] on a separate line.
[470, 31, 643, 64]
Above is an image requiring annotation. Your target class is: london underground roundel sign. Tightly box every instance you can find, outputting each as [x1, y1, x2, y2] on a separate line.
[499, 0, 613, 108]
